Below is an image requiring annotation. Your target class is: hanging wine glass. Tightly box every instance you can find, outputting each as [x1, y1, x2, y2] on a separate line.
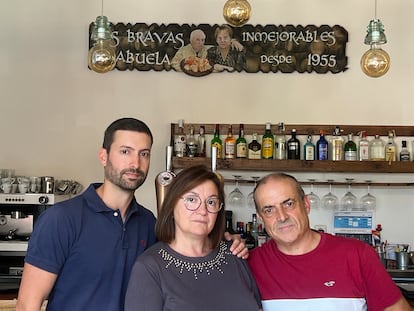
[227, 175, 246, 208]
[360, 180, 376, 210]
[321, 180, 338, 209]
[341, 178, 357, 210]
[247, 176, 260, 209]
[307, 179, 320, 209]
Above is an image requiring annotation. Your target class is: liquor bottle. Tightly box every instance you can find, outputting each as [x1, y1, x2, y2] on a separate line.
[304, 135, 315, 160]
[225, 210, 236, 234]
[287, 128, 300, 159]
[251, 214, 259, 244]
[173, 119, 186, 157]
[358, 131, 370, 161]
[369, 135, 385, 160]
[224, 124, 236, 159]
[257, 224, 268, 247]
[245, 222, 257, 250]
[344, 133, 357, 161]
[236, 124, 247, 158]
[248, 133, 262, 159]
[236, 221, 245, 239]
[261, 122, 274, 159]
[385, 130, 397, 162]
[274, 122, 286, 160]
[400, 140, 410, 162]
[316, 130, 329, 160]
[330, 126, 344, 161]
[197, 125, 206, 157]
[211, 124, 223, 159]
[186, 126, 198, 157]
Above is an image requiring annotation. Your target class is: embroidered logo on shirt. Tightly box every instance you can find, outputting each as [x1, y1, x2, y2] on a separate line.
[324, 281, 336, 287]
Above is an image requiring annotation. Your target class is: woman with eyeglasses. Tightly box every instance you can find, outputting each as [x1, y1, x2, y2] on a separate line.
[125, 165, 262, 311]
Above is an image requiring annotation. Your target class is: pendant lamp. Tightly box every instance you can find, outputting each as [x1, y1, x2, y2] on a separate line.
[88, 0, 116, 73]
[360, 0, 390, 78]
[223, 0, 251, 27]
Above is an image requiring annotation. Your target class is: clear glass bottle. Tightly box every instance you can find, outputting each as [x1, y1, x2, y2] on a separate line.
[316, 129, 329, 160]
[197, 125, 206, 157]
[358, 131, 370, 161]
[224, 124, 236, 159]
[174, 119, 187, 157]
[211, 124, 223, 159]
[385, 130, 397, 162]
[400, 140, 410, 162]
[274, 122, 286, 160]
[344, 133, 357, 161]
[304, 135, 315, 160]
[261, 122, 274, 159]
[287, 128, 300, 159]
[256, 224, 268, 247]
[248, 133, 262, 159]
[330, 126, 344, 161]
[236, 124, 247, 158]
[186, 126, 198, 157]
[369, 135, 385, 161]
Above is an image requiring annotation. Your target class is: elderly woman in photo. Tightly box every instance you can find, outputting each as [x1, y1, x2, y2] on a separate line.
[207, 24, 246, 72]
[125, 165, 262, 311]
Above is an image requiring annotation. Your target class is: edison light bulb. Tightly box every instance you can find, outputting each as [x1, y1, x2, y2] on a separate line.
[360, 45, 390, 78]
[223, 0, 251, 27]
[88, 39, 116, 73]
[88, 15, 116, 73]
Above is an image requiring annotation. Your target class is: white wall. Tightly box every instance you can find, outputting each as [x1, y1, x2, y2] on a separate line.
[0, 0, 413, 247]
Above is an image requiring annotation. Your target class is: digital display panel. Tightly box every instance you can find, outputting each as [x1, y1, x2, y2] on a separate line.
[333, 211, 374, 234]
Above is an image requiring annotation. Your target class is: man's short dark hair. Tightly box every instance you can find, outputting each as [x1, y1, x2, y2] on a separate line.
[102, 118, 153, 152]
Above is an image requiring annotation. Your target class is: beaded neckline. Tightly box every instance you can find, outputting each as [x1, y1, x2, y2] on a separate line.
[158, 241, 230, 280]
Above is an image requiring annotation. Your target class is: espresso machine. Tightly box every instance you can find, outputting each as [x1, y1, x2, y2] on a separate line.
[0, 193, 56, 293]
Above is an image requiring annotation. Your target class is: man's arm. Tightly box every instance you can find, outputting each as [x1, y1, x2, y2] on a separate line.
[384, 296, 413, 311]
[231, 39, 244, 51]
[16, 263, 57, 311]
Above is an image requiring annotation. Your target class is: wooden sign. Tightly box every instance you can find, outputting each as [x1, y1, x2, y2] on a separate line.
[88, 23, 348, 75]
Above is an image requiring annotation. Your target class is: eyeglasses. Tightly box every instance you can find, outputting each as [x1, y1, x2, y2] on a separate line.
[181, 194, 223, 213]
[259, 198, 297, 218]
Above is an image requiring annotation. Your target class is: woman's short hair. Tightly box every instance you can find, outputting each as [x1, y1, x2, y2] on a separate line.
[155, 165, 226, 249]
[215, 24, 233, 39]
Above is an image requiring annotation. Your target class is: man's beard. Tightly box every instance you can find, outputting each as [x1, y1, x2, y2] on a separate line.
[105, 158, 147, 191]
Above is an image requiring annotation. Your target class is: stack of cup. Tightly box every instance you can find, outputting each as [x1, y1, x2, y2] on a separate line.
[17, 177, 30, 194]
[1, 177, 15, 194]
[29, 177, 42, 193]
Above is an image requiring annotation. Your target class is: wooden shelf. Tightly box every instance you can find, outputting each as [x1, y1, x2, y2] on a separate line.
[170, 123, 414, 175]
[172, 157, 414, 173]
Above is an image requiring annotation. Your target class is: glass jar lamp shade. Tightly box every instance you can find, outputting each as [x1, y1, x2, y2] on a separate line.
[88, 15, 116, 73]
[360, 19, 390, 78]
[223, 0, 251, 27]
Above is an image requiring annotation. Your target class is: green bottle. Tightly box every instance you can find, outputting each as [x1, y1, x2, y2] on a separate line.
[344, 133, 357, 161]
[211, 124, 223, 159]
[236, 124, 247, 158]
[261, 122, 274, 159]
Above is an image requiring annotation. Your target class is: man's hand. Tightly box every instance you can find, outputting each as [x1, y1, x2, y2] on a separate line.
[224, 232, 249, 259]
[230, 39, 244, 52]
